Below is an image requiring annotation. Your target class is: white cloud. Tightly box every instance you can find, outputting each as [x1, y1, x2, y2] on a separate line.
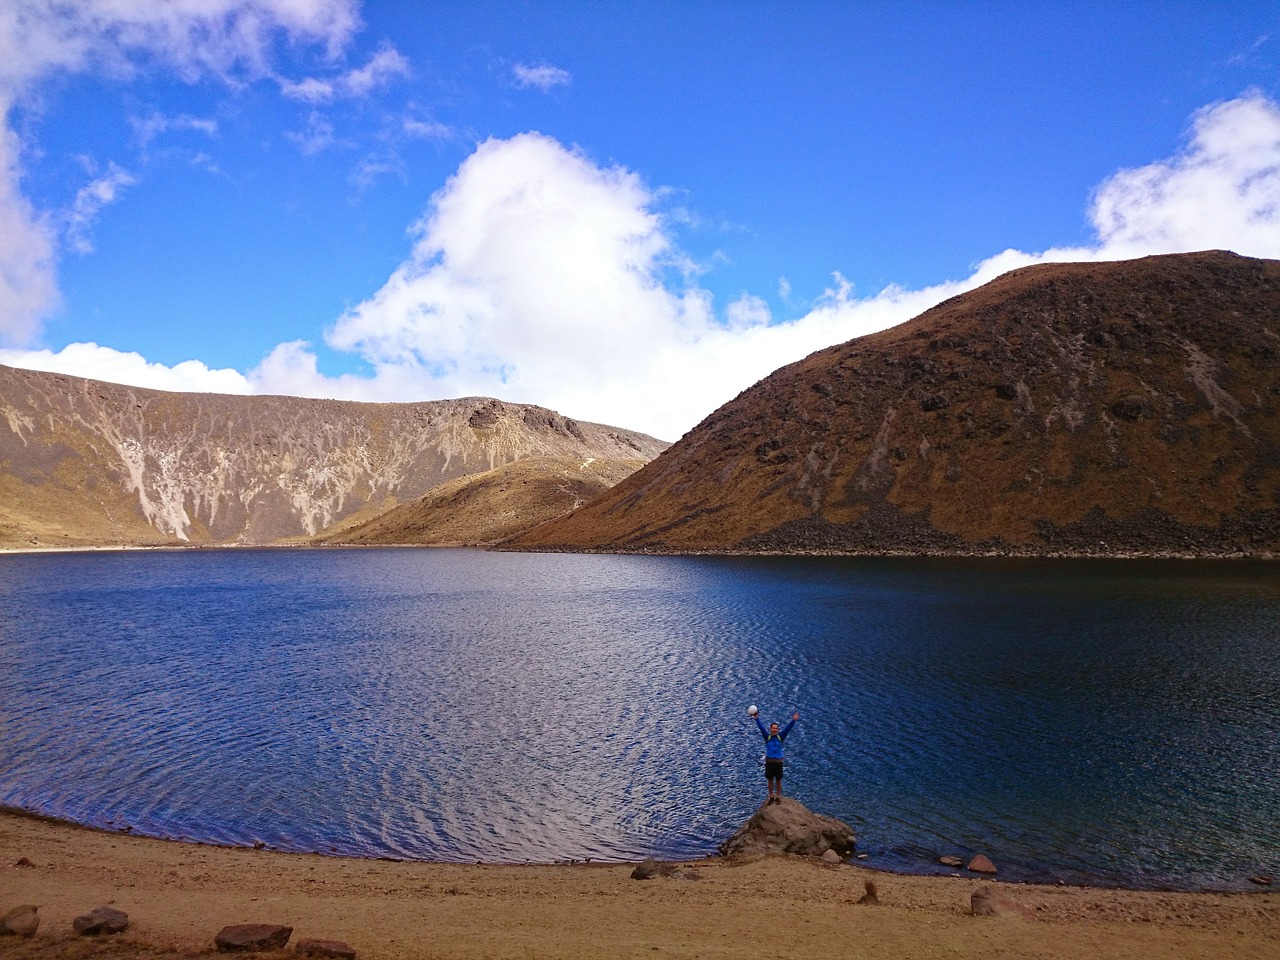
[0, 0, 360, 92]
[0, 97, 58, 344]
[64, 162, 138, 253]
[281, 41, 408, 101]
[403, 117, 452, 141]
[0, 341, 251, 394]
[1087, 91, 1280, 258]
[512, 62, 571, 91]
[130, 112, 219, 147]
[6, 93, 1280, 442]
[0, 0, 363, 345]
[286, 110, 336, 154]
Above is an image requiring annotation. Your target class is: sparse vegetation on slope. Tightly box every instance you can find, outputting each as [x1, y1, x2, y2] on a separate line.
[318, 455, 648, 546]
[510, 251, 1280, 557]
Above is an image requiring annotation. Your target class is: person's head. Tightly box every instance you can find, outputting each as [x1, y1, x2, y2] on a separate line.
[770, 722, 779, 734]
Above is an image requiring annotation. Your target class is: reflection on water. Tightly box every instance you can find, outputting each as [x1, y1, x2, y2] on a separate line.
[0, 548, 1277, 890]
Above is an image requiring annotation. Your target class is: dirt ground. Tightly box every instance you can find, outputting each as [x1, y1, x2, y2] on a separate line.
[1, 808, 1277, 960]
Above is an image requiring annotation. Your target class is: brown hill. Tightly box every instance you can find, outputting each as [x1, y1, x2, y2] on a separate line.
[318, 455, 647, 546]
[0, 366, 666, 549]
[510, 251, 1280, 557]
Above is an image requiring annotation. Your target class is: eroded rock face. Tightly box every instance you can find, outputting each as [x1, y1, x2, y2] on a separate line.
[718, 797, 856, 859]
[0, 366, 667, 548]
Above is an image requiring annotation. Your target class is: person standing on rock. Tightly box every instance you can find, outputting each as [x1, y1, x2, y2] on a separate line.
[753, 710, 798, 804]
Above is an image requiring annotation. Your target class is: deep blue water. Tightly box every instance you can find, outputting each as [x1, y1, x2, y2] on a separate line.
[1, 548, 1277, 891]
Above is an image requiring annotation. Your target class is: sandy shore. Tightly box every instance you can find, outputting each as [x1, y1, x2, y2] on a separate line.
[1, 809, 1277, 959]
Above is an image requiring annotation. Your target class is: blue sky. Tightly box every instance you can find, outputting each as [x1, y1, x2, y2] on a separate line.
[1, 2, 1278, 440]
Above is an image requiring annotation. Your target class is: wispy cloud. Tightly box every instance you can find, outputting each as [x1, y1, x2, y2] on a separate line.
[129, 111, 218, 147]
[286, 110, 337, 155]
[281, 41, 409, 102]
[403, 116, 452, 141]
[64, 161, 137, 253]
[512, 62, 571, 91]
[0, 0, 363, 345]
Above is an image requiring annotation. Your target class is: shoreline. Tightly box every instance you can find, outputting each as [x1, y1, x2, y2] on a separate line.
[3, 539, 1279, 561]
[2, 807, 1277, 960]
[2, 805, 1269, 896]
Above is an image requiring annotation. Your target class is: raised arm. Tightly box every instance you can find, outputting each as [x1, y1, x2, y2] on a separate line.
[755, 716, 769, 738]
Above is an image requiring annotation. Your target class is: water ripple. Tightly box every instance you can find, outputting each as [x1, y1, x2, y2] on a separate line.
[1, 549, 1278, 888]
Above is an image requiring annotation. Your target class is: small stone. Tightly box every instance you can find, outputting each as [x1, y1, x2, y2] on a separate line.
[857, 880, 879, 905]
[215, 924, 294, 952]
[14, 858, 34, 868]
[939, 855, 963, 868]
[821, 849, 841, 864]
[1, 905, 39, 937]
[1248, 875, 1273, 886]
[296, 938, 356, 959]
[967, 853, 997, 874]
[74, 906, 129, 935]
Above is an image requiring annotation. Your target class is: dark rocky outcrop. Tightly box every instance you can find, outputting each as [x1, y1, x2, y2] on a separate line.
[215, 923, 294, 952]
[718, 797, 856, 859]
[73, 905, 129, 935]
[511, 252, 1280, 558]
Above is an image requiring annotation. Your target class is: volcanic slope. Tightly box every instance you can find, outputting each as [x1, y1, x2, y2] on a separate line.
[318, 455, 647, 546]
[511, 251, 1280, 557]
[0, 366, 667, 549]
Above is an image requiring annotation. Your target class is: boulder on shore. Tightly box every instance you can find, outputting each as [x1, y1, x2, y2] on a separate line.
[215, 924, 294, 952]
[718, 797, 856, 859]
[1, 905, 39, 937]
[73, 906, 129, 935]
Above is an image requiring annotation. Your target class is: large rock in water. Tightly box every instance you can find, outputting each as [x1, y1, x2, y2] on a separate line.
[718, 798, 856, 859]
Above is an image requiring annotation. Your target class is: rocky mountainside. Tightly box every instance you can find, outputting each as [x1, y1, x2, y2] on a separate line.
[0, 365, 666, 549]
[318, 455, 647, 546]
[510, 251, 1280, 557]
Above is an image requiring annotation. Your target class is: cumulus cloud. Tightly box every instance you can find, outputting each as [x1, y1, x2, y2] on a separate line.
[0, 98, 58, 344]
[0, 341, 251, 394]
[512, 63, 571, 91]
[6, 92, 1280, 441]
[0, 0, 362, 344]
[1087, 92, 1280, 258]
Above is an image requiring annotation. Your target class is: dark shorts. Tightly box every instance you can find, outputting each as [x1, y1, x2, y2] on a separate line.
[765, 759, 784, 780]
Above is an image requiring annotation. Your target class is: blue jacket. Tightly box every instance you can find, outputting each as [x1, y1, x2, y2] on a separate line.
[756, 716, 795, 760]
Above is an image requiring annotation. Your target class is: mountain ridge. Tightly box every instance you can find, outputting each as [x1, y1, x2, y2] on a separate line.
[0, 365, 667, 549]
[509, 251, 1280, 557]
